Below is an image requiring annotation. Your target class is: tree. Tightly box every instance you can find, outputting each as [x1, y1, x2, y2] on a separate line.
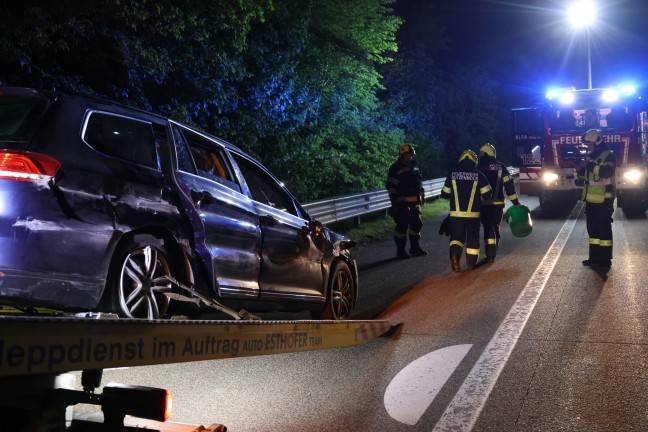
[211, 0, 404, 200]
[0, 0, 404, 201]
[380, 0, 500, 177]
[0, 0, 273, 114]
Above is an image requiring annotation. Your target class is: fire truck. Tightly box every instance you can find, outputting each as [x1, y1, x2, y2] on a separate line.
[511, 84, 648, 216]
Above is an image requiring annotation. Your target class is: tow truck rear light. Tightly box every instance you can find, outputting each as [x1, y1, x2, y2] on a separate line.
[102, 382, 172, 423]
[0, 150, 61, 181]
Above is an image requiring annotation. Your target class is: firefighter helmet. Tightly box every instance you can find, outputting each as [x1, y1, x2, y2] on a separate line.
[582, 129, 603, 146]
[400, 144, 416, 155]
[479, 143, 496, 158]
[458, 149, 478, 165]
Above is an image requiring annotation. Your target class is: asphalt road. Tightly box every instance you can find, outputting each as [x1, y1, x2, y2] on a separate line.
[74, 195, 648, 431]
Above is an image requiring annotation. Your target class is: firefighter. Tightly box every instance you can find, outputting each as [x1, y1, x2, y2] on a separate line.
[476, 143, 521, 263]
[386, 144, 427, 259]
[441, 149, 492, 272]
[575, 129, 616, 269]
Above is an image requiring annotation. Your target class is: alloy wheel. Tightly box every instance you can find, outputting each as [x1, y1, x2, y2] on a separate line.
[117, 245, 172, 319]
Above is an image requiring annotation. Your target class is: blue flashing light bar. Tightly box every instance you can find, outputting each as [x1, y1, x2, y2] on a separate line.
[602, 89, 619, 102]
[619, 83, 636, 95]
[545, 88, 560, 100]
[545, 83, 638, 104]
[560, 92, 575, 104]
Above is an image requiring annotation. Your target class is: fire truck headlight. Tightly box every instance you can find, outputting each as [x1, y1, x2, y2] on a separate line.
[542, 172, 559, 183]
[623, 169, 643, 183]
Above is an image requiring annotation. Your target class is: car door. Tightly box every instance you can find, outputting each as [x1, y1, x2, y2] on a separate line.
[170, 123, 262, 300]
[229, 153, 325, 301]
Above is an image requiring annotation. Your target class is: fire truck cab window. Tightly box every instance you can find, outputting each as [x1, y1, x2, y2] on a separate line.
[578, 109, 600, 128]
[513, 109, 543, 134]
[605, 107, 633, 131]
[549, 110, 576, 132]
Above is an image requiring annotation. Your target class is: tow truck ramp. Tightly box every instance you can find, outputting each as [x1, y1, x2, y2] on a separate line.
[0, 315, 393, 431]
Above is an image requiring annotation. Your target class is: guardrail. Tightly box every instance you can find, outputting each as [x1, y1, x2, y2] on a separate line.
[303, 168, 519, 225]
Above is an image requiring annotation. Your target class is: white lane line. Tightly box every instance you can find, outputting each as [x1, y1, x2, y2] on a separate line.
[384, 344, 473, 425]
[433, 202, 583, 432]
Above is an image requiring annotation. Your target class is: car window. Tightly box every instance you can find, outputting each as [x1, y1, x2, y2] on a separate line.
[0, 95, 48, 141]
[0, 103, 36, 138]
[231, 153, 298, 216]
[173, 125, 239, 191]
[83, 112, 158, 168]
[172, 126, 196, 174]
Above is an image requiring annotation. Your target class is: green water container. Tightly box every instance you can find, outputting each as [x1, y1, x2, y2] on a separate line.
[504, 205, 533, 238]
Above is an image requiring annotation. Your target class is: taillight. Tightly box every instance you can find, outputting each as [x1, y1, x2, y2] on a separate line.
[101, 383, 172, 423]
[0, 150, 61, 181]
[164, 390, 173, 421]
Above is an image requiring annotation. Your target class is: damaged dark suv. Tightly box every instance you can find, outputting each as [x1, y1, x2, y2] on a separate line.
[0, 87, 358, 319]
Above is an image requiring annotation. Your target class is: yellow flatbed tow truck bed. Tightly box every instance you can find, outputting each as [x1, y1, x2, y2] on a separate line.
[0, 314, 393, 431]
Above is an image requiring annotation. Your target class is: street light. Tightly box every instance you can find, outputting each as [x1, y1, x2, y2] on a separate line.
[567, 1, 597, 89]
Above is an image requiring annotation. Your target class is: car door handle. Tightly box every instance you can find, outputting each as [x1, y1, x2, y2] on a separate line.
[191, 190, 214, 207]
[259, 215, 278, 226]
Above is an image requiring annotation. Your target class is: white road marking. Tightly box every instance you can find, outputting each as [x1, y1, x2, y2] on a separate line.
[384, 344, 473, 425]
[433, 203, 582, 431]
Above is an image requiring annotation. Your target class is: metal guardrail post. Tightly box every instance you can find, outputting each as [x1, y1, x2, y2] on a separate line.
[303, 168, 519, 225]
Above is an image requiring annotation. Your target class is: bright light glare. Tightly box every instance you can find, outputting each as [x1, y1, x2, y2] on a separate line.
[623, 169, 643, 182]
[546, 89, 560, 99]
[620, 84, 636, 95]
[568, 1, 597, 28]
[543, 172, 559, 182]
[602, 89, 619, 102]
[560, 92, 575, 104]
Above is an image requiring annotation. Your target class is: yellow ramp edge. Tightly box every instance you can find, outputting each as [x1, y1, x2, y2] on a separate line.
[0, 317, 393, 377]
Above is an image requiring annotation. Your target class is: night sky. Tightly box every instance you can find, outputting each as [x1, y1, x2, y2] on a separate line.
[414, 0, 648, 95]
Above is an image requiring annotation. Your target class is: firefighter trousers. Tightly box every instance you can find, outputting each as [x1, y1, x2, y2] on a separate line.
[480, 204, 504, 259]
[393, 204, 423, 250]
[585, 201, 614, 265]
[448, 216, 481, 268]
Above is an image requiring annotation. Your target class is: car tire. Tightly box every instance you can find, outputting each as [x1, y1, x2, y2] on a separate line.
[106, 234, 174, 319]
[312, 261, 355, 320]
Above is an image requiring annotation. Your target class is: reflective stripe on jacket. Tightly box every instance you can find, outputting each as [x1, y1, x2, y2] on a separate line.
[578, 147, 616, 204]
[441, 161, 492, 218]
[477, 157, 520, 206]
[386, 158, 424, 206]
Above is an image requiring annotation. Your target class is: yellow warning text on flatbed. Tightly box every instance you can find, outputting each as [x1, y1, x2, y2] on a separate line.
[0, 317, 391, 377]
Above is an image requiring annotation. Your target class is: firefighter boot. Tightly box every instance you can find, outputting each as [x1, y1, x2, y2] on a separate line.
[450, 253, 461, 273]
[395, 237, 410, 259]
[409, 236, 428, 257]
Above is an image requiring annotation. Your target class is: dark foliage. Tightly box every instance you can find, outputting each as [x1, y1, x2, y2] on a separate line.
[0, 0, 505, 201]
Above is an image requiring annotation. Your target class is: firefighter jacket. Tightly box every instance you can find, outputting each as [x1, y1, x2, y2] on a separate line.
[386, 158, 424, 206]
[577, 144, 616, 204]
[441, 160, 493, 218]
[477, 156, 520, 206]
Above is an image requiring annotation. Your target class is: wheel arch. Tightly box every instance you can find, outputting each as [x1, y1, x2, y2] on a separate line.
[98, 226, 195, 308]
[333, 255, 359, 306]
[312, 256, 358, 320]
